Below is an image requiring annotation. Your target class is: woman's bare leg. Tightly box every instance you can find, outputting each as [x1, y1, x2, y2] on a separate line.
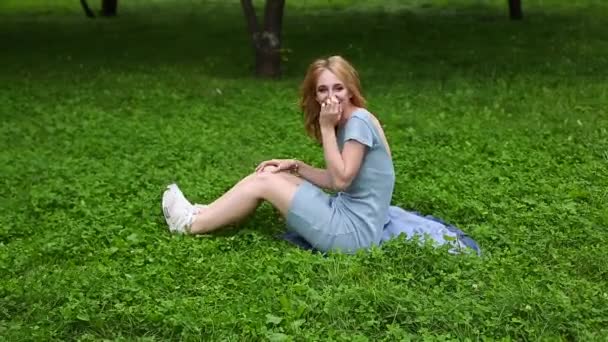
[190, 171, 304, 234]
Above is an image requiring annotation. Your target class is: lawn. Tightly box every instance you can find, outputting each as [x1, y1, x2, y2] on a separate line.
[1, 0, 607, 340]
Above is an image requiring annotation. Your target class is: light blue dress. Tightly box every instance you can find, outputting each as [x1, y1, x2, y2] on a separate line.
[286, 108, 395, 253]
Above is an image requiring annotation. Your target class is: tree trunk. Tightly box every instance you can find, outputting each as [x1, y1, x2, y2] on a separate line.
[102, 0, 118, 17]
[255, 44, 281, 78]
[508, 0, 523, 20]
[241, 0, 285, 78]
[80, 0, 95, 18]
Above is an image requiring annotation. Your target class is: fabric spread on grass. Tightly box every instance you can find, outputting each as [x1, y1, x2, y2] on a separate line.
[279, 205, 481, 255]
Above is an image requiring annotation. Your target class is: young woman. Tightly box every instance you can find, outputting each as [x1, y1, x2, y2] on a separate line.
[162, 55, 395, 253]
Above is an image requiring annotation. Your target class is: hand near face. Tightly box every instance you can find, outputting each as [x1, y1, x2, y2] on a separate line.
[319, 96, 342, 128]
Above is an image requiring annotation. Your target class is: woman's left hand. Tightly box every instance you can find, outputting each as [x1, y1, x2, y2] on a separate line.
[319, 96, 342, 128]
[255, 159, 298, 173]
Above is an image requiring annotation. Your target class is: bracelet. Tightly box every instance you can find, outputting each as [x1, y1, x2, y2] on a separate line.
[293, 160, 299, 174]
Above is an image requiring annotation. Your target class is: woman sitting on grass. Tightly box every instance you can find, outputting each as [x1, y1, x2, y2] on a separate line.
[162, 55, 395, 253]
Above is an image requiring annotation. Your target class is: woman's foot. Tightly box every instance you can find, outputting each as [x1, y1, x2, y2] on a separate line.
[162, 184, 196, 234]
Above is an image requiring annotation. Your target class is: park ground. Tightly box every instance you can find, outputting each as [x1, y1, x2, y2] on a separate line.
[1, 0, 607, 340]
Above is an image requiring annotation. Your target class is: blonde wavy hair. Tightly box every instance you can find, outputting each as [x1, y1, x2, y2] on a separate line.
[299, 56, 366, 144]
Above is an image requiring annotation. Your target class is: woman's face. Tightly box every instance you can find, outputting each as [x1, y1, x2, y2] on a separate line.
[315, 69, 351, 106]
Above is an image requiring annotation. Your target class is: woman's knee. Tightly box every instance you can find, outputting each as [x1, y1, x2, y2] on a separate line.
[245, 172, 279, 193]
[250, 172, 297, 198]
[242, 172, 299, 203]
[241, 171, 272, 188]
[250, 172, 299, 214]
[254, 171, 281, 184]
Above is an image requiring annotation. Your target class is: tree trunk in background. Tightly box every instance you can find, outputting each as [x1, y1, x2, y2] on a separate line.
[80, 0, 95, 18]
[508, 0, 523, 20]
[102, 0, 118, 17]
[241, 0, 285, 78]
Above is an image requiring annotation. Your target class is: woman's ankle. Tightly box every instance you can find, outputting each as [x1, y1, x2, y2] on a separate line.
[189, 212, 208, 234]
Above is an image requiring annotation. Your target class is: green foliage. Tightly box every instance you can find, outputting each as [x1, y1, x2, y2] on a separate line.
[1, 0, 607, 340]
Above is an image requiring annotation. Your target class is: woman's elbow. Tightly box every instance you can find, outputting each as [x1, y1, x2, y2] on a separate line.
[332, 176, 353, 192]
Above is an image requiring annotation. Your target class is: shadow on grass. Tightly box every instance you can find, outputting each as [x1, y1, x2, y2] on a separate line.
[0, 2, 606, 81]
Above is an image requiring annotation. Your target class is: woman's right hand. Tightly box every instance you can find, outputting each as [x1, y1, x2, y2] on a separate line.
[318, 96, 342, 129]
[255, 159, 298, 173]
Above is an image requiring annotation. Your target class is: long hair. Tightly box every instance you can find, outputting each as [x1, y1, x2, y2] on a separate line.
[299, 56, 366, 144]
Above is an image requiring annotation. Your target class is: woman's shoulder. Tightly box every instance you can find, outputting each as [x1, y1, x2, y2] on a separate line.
[350, 108, 382, 129]
[350, 107, 372, 120]
[345, 108, 373, 127]
[350, 107, 392, 157]
[352, 107, 384, 124]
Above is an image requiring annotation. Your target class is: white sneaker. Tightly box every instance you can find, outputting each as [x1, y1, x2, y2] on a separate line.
[162, 184, 195, 234]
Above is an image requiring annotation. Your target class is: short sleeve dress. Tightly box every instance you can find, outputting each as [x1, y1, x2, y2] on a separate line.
[286, 108, 395, 253]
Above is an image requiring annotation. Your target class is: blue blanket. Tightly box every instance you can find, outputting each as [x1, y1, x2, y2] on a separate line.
[279, 206, 481, 255]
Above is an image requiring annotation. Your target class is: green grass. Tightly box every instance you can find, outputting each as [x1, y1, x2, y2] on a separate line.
[1, 0, 607, 340]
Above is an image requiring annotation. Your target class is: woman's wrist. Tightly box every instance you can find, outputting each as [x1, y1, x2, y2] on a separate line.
[320, 125, 335, 133]
[292, 159, 301, 174]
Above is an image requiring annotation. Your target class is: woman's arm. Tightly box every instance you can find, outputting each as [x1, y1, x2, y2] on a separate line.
[256, 158, 334, 190]
[320, 126, 366, 191]
[294, 162, 333, 190]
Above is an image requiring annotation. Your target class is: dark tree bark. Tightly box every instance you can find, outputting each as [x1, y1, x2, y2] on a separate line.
[241, 0, 285, 78]
[508, 0, 523, 20]
[102, 0, 118, 17]
[80, 0, 95, 18]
